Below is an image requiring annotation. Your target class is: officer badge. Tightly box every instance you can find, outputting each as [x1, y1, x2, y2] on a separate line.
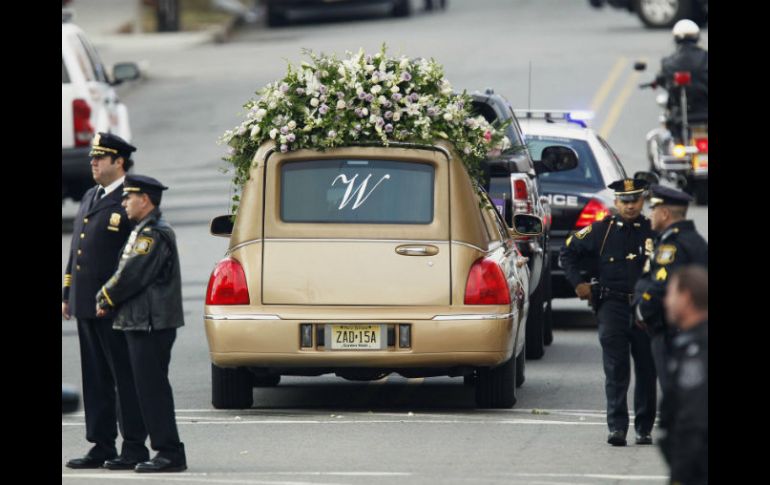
[655, 245, 677, 265]
[574, 225, 592, 239]
[656, 267, 668, 281]
[624, 179, 635, 192]
[644, 238, 654, 255]
[134, 236, 154, 255]
[92, 133, 101, 146]
[108, 213, 121, 232]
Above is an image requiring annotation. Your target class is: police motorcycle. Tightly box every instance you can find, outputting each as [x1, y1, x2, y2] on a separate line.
[634, 61, 708, 206]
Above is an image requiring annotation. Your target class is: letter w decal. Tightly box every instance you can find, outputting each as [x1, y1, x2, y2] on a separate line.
[332, 173, 390, 210]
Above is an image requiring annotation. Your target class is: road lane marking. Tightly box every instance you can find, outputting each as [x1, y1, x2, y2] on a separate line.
[62, 475, 347, 485]
[64, 418, 609, 426]
[514, 473, 668, 481]
[599, 62, 646, 139]
[590, 57, 628, 114]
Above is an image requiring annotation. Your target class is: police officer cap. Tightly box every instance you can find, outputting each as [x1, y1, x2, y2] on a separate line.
[648, 184, 693, 208]
[122, 174, 168, 201]
[89, 132, 137, 159]
[607, 178, 649, 202]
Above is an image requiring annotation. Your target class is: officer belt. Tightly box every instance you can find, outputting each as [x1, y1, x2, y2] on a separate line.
[600, 287, 634, 304]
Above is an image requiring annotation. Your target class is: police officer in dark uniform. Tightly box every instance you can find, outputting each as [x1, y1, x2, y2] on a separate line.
[660, 265, 708, 485]
[63, 133, 149, 469]
[560, 178, 657, 447]
[96, 175, 187, 473]
[633, 185, 708, 394]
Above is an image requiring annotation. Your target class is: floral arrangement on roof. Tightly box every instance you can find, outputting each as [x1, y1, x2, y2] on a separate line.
[220, 45, 512, 213]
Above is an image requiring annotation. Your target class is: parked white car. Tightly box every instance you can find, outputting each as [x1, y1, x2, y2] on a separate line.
[61, 15, 139, 201]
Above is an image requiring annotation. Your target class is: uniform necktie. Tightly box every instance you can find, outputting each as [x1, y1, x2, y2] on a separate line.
[94, 187, 105, 203]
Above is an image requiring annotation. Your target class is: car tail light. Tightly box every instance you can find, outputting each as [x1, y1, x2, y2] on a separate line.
[512, 177, 533, 213]
[72, 99, 94, 147]
[694, 138, 708, 153]
[464, 258, 511, 305]
[575, 199, 609, 229]
[206, 258, 250, 305]
[674, 71, 691, 86]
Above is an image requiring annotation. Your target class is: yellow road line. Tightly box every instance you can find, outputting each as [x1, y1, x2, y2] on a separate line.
[599, 68, 644, 139]
[590, 57, 628, 114]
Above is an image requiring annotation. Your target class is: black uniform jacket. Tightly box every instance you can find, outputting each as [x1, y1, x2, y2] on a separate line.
[97, 210, 184, 332]
[560, 214, 655, 294]
[63, 185, 132, 319]
[656, 43, 708, 120]
[633, 220, 708, 330]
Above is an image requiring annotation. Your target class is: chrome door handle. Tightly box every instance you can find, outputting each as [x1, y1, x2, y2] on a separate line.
[395, 244, 439, 256]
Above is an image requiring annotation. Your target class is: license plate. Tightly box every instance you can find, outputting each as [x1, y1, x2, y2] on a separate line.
[326, 325, 385, 350]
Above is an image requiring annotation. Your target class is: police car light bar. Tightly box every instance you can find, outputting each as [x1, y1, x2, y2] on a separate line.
[513, 109, 594, 127]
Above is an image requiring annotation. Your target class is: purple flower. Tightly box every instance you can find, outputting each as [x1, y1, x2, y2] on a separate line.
[355, 107, 364, 117]
[319, 85, 327, 95]
[287, 133, 296, 142]
[384, 111, 393, 120]
[365, 94, 374, 103]
[280, 126, 289, 135]
[384, 123, 393, 133]
[358, 91, 367, 100]
[337, 91, 345, 99]
[409, 93, 420, 103]
[400, 72, 412, 82]
[427, 107, 438, 117]
[392, 93, 402, 102]
[382, 100, 392, 109]
[280, 83, 289, 93]
[457, 101, 465, 110]
[376, 118, 385, 128]
[280, 144, 288, 153]
[296, 87, 305, 96]
[319, 104, 329, 115]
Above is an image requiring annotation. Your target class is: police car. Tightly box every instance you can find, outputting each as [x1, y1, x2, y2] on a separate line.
[516, 110, 632, 300]
[61, 11, 140, 201]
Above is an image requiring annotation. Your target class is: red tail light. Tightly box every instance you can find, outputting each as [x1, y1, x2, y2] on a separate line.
[575, 199, 609, 229]
[513, 179, 528, 200]
[694, 138, 708, 153]
[464, 258, 511, 305]
[72, 99, 94, 147]
[206, 258, 250, 305]
[673, 71, 691, 86]
[512, 178, 533, 213]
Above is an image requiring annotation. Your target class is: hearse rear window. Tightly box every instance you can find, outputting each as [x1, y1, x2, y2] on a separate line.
[280, 159, 434, 224]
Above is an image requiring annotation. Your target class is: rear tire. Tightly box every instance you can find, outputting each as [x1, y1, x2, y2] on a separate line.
[392, 0, 411, 17]
[634, 0, 692, 29]
[475, 354, 516, 408]
[526, 280, 546, 360]
[211, 364, 253, 409]
[515, 348, 525, 388]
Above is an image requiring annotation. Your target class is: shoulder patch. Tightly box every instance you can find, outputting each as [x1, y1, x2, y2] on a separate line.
[655, 267, 668, 281]
[655, 244, 677, 265]
[574, 225, 592, 239]
[134, 236, 154, 255]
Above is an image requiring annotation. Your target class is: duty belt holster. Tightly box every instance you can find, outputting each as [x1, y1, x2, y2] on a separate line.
[600, 287, 634, 305]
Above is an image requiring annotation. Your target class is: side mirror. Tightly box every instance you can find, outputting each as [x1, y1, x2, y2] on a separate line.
[111, 62, 141, 86]
[633, 170, 660, 186]
[210, 215, 234, 237]
[509, 214, 543, 238]
[535, 145, 579, 174]
[633, 61, 647, 71]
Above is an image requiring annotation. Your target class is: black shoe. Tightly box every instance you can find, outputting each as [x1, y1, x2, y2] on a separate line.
[635, 433, 653, 445]
[134, 456, 187, 473]
[66, 454, 116, 469]
[104, 456, 146, 470]
[607, 430, 627, 447]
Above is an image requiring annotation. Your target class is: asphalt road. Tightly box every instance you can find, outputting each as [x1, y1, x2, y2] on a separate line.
[62, 1, 707, 483]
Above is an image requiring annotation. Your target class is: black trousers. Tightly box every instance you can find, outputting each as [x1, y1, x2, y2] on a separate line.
[651, 331, 672, 394]
[662, 429, 708, 485]
[76, 318, 148, 460]
[596, 300, 657, 435]
[124, 328, 184, 459]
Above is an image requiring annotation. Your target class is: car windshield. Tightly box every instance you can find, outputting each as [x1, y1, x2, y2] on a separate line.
[280, 159, 434, 224]
[526, 135, 603, 188]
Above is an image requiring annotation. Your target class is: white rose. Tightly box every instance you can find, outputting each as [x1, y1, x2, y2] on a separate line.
[338, 66, 346, 76]
[269, 128, 278, 139]
[255, 108, 267, 121]
[310, 98, 319, 107]
[369, 114, 378, 124]
[371, 75, 380, 84]
[279, 135, 287, 144]
[378, 96, 387, 104]
[371, 85, 382, 95]
[250, 124, 261, 138]
[356, 86, 364, 95]
[399, 58, 410, 69]
[288, 120, 297, 130]
[268, 101, 278, 109]
[443, 113, 453, 121]
[362, 107, 369, 116]
[390, 86, 400, 93]
[392, 111, 401, 122]
[379, 61, 386, 72]
[365, 64, 375, 72]
[337, 100, 346, 110]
